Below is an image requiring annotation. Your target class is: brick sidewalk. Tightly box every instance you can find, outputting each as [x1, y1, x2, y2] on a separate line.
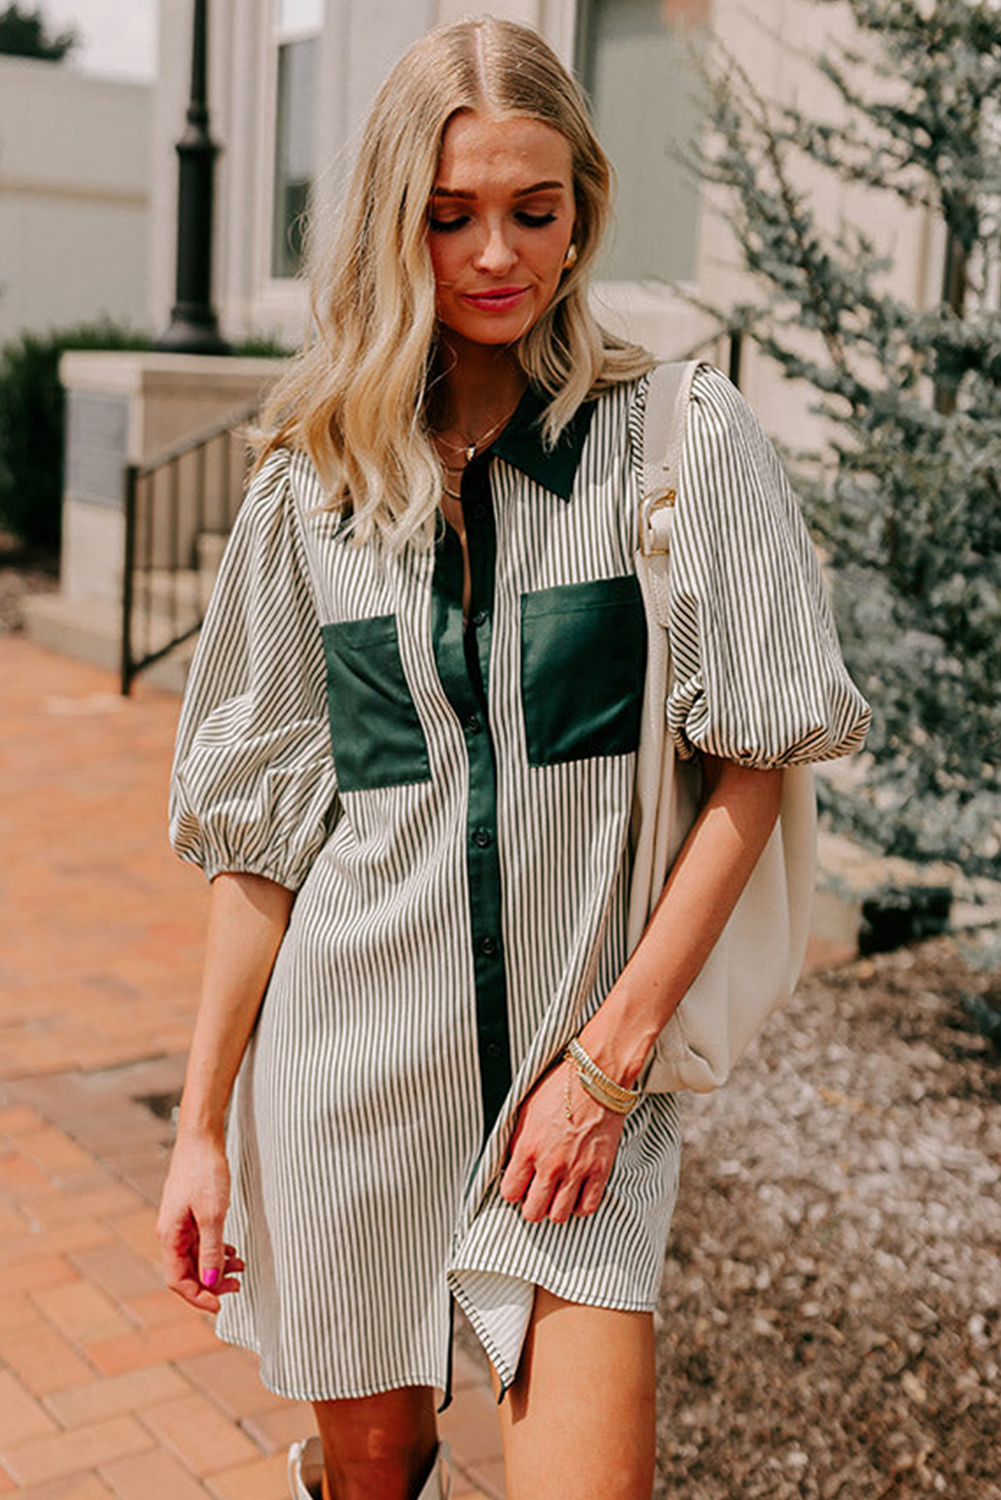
[0, 637, 504, 1500]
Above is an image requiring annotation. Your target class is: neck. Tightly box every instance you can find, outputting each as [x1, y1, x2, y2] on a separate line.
[431, 332, 527, 438]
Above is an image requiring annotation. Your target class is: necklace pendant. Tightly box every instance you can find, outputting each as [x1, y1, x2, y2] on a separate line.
[465, 443, 476, 462]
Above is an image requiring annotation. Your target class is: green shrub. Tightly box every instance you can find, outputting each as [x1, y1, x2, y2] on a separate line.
[229, 333, 294, 359]
[0, 319, 149, 551]
[0, 323, 291, 552]
[693, 0, 1001, 877]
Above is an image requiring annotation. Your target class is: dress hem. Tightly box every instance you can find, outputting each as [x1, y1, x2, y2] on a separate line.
[448, 1263, 661, 1395]
[211, 1322, 448, 1405]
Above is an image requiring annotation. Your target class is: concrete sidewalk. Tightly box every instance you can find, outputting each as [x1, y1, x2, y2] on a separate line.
[0, 636, 504, 1500]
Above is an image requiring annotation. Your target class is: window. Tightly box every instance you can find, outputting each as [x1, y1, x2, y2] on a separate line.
[271, 0, 323, 279]
[577, 0, 708, 283]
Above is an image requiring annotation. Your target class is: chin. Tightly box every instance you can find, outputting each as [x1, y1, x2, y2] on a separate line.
[445, 313, 541, 349]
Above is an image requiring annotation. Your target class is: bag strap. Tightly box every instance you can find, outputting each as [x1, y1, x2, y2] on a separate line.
[639, 361, 700, 562]
[627, 359, 701, 961]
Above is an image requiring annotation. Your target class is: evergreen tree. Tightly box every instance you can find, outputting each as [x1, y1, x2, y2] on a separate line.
[0, 4, 77, 60]
[696, 0, 1001, 876]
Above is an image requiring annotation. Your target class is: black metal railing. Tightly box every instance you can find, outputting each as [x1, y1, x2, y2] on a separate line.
[121, 400, 258, 694]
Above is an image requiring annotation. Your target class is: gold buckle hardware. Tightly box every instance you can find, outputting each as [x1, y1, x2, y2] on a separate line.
[640, 488, 676, 556]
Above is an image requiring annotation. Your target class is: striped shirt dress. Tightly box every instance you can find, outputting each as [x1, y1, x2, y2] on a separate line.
[169, 365, 870, 1400]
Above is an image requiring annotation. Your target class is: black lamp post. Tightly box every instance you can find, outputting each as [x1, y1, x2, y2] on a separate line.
[154, 0, 228, 353]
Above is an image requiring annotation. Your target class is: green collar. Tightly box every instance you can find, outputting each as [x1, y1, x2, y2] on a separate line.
[489, 385, 597, 502]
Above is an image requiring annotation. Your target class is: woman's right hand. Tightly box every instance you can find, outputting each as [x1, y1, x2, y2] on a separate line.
[156, 1132, 244, 1313]
[155, 874, 292, 1313]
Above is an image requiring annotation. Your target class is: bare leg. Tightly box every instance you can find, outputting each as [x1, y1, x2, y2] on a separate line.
[311, 1386, 439, 1500]
[495, 1287, 656, 1500]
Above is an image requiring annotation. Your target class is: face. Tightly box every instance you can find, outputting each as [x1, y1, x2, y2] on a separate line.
[428, 111, 576, 352]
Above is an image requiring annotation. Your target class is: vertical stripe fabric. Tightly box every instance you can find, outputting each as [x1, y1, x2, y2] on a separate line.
[168, 367, 870, 1400]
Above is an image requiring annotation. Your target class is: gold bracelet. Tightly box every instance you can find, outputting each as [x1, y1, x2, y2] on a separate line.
[564, 1038, 642, 1116]
[577, 1071, 638, 1114]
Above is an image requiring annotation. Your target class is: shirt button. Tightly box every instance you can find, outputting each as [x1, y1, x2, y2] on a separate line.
[472, 610, 488, 628]
[472, 826, 492, 848]
[471, 502, 488, 524]
[484, 1040, 503, 1058]
[464, 714, 481, 735]
[478, 935, 497, 957]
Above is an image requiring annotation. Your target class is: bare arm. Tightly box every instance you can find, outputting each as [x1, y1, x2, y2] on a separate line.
[500, 755, 784, 1223]
[156, 871, 294, 1310]
[578, 754, 784, 1086]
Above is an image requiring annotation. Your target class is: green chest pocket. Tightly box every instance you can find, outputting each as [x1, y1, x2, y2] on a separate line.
[322, 615, 431, 792]
[521, 574, 647, 767]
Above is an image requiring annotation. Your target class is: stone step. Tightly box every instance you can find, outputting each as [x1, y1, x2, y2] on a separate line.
[23, 586, 198, 694]
[129, 565, 216, 619]
[24, 591, 122, 674]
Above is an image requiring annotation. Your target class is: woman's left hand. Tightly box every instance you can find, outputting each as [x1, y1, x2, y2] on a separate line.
[499, 1060, 628, 1223]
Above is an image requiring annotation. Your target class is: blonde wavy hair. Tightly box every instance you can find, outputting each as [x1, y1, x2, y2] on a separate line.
[256, 16, 654, 547]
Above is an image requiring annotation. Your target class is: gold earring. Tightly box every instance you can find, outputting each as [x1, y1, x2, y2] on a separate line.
[563, 243, 578, 270]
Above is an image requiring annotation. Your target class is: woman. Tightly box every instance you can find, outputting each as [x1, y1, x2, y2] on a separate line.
[157, 18, 869, 1500]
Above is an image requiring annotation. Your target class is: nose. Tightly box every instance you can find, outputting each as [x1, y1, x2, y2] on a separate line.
[475, 222, 517, 276]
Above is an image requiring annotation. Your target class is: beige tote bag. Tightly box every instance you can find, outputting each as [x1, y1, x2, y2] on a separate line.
[631, 362, 817, 1093]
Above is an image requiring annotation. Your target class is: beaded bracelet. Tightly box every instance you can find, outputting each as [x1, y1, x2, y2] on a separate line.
[564, 1038, 642, 1118]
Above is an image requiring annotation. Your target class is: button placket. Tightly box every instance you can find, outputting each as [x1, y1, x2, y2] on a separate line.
[429, 453, 511, 1138]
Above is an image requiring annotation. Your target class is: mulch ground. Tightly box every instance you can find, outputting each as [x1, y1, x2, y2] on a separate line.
[656, 939, 1001, 1500]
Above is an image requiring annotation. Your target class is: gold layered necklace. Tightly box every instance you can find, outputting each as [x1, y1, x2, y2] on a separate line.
[437, 401, 520, 464]
[435, 396, 522, 500]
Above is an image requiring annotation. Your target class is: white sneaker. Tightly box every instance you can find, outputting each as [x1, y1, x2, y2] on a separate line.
[288, 1435, 324, 1500]
[287, 1436, 451, 1500]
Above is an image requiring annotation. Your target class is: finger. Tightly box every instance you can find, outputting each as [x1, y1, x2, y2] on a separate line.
[547, 1177, 583, 1224]
[165, 1257, 210, 1307]
[206, 1247, 243, 1299]
[162, 1240, 222, 1311]
[521, 1171, 559, 1223]
[573, 1174, 607, 1218]
[160, 1213, 199, 1292]
[197, 1215, 227, 1292]
[499, 1152, 535, 1204]
[173, 1272, 223, 1313]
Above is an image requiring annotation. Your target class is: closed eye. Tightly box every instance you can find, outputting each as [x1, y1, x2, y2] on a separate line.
[428, 210, 558, 233]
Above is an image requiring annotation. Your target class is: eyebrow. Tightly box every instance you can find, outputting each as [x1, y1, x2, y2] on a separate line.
[430, 180, 567, 200]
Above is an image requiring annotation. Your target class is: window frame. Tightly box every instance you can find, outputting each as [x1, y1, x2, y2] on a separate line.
[261, 0, 324, 298]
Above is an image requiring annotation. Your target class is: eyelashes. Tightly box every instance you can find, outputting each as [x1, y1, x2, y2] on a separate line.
[428, 211, 558, 233]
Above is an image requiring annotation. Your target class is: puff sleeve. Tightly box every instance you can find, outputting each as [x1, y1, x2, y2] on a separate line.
[169, 449, 339, 888]
[666, 366, 871, 767]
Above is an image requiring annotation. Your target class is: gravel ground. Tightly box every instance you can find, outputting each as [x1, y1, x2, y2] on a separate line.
[656, 939, 1001, 1500]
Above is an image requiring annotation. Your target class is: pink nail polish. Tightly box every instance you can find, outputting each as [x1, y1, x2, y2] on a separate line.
[202, 1268, 219, 1288]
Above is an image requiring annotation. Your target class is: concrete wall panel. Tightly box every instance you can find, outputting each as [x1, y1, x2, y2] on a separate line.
[0, 56, 151, 342]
